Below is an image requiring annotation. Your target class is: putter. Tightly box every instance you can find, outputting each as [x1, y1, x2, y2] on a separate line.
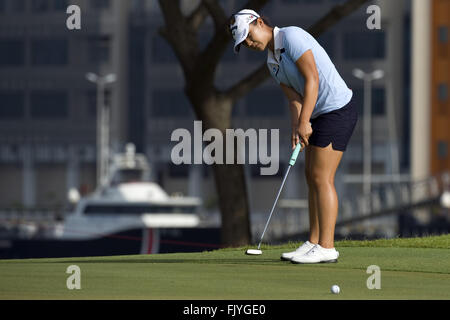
[246, 143, 302, 255]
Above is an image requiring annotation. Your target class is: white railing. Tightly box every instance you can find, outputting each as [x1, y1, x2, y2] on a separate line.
[251, 171, 450, 242]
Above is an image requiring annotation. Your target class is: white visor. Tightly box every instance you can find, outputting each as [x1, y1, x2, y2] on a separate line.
[229, 9, 260, 53]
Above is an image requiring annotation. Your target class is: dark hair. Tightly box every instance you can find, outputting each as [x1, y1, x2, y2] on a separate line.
[253, 16, 273, 28]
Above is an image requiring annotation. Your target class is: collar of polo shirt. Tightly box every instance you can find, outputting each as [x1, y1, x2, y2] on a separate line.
[267, 26, 283, 66]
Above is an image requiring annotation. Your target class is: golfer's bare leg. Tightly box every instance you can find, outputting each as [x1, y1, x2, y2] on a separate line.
[305, 146, 319, 245]
[309, 143, 343, 249]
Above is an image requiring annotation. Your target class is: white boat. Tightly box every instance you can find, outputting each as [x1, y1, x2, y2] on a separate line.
[0, 144, 221, 259]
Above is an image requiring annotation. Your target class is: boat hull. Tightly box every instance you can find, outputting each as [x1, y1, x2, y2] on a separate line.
[0, 227, 221, 259]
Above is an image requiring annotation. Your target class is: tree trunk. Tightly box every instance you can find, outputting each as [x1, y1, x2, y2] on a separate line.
[188, 90, 252, 247]
[213, 161, 251, 246]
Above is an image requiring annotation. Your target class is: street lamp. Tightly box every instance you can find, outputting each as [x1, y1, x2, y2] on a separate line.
[353, 68, 385, 197]
[86, 72, 117, 188]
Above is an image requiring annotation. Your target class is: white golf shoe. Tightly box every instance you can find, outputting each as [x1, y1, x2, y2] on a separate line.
[291, 244, 339, 264]
[280, 241, 316, 261]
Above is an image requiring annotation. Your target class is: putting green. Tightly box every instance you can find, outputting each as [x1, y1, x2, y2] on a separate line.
[0, 235, 449, 300]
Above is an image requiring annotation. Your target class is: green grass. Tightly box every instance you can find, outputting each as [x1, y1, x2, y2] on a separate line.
[235, 233, 450, 251]
[0, 235, 449, 300]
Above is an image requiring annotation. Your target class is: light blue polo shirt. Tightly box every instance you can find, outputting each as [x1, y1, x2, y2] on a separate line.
[267, 26, 353, 119]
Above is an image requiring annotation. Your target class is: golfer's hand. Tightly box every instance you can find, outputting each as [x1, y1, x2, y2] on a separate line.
[297, 121, 312, 151]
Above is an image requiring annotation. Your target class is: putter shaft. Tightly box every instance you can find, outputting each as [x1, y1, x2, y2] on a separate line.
[257, 165, 292, 250]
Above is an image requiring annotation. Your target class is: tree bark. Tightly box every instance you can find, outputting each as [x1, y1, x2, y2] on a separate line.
[213, 161, 251, 246]
[186, 90, 252, 247]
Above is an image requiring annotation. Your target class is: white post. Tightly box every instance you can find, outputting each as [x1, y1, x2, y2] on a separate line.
[97, 81, 105, 187]
[22, 143, 35, 208]
[384, 0, 404, 182]
[86, 73, 116, 189]
[353, 69, 384, 198]
[411, 0, 431, 181]
[363, 77, 372, 196]
[102, 86, 110, 187]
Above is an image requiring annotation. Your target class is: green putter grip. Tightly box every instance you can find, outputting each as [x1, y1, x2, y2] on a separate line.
[289, 143, 301, 166]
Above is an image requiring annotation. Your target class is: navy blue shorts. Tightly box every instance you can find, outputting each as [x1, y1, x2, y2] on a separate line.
[309, 101, 358, 152]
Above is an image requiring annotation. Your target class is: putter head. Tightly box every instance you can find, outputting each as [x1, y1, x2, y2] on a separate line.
[245, 249, 262, 255]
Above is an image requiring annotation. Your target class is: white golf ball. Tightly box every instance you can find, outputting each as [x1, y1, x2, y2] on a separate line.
[331, 285, 340, 294]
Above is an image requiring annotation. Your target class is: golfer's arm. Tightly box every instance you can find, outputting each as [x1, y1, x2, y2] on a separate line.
[280, 83, 303, 130]
[295, 50, 319, 124]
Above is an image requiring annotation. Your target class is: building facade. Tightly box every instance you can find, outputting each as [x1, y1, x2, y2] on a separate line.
[0, 0, 128, 207]
[0, 0, 416, 230]
[431, 0, 450, 175]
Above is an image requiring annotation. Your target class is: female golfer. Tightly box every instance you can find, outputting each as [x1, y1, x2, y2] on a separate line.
[229, 9, 357, 263]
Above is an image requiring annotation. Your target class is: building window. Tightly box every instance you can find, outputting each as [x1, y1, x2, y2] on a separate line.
[438, 141, 448, 159]
[0, 92, 25, 119]
[231, 102, 240, 118]
[318, 32, 335, 59]
[152, 36, 177, 63]
[371, 88, 386, 115]
[438, 26, 448, 44]
[245, 46, 266, 62]
[151, 90, 193, 118]
[221, 43, 237, 62]
[11, 0, 26, 12]
[87, 36, 111, 64]
[31, 0, 49, 12]
[30, 0, 67, 11]
[31, 38, 68, 65]
[343, 31, 385, 60]
[53, 0, 68, 11]
[350, 87, 385, 116]
[30, 91, 68, 118]
[246, 90, 286, 117]
[281, 0, 324, 4]
[169, 163, 190, 178]
[438, 83, 448, 102]
[90, 0, 111, 10]
[0, 39, 25, 66]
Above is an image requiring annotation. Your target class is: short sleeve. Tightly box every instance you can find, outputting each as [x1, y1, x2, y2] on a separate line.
[283, 27, 313, 62]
